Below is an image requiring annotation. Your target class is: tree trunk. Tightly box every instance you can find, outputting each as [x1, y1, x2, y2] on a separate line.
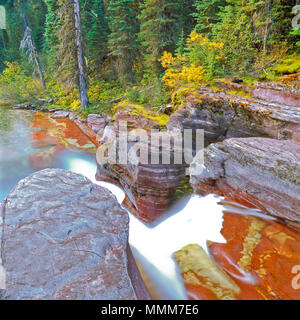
[19, 0, 46, 89]
[74, 0, 89, 109]
[1, 30, 6, 50]
[263, 0, 274, 54]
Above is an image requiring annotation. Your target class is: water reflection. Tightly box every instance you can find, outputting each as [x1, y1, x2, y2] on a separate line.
[0, 109, 96, 201]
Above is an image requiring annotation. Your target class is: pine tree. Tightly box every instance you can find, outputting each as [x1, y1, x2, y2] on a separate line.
[44, 0, 60, 69]
[51, 0, 89, 108]
[27, 0, 47, 52]
[107, 0, 138, 85]
[74, 0, 89, 108]
[193, 0, 223, 34]
[138, 0, 184, 77]
[0, 0, 23, 69]
[177, 0, 195, 36]
[20, 0, 46, 88]
[272, 0, 298, 44]
[82, 0, 108, 74]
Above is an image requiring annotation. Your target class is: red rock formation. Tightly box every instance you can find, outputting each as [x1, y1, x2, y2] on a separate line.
[214, 80, 300, 108]
[190, 137, 300, 223]
[96, 110, 187, 222]
[73, 119, 99, 146]
[96, 142, 187, 221]
[168, 88, 300, 144]
[87, 114, 107, 133]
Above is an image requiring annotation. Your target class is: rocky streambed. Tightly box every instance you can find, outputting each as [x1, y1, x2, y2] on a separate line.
[1, 82, 300, 300]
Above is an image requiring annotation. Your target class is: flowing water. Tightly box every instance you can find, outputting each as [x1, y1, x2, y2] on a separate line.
[1, 106, 300, 300]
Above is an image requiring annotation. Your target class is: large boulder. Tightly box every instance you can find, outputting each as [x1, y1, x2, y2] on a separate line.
[190, 138, 300, 223]
[0, 169, 150, 300]
[167, 89, 300, 145]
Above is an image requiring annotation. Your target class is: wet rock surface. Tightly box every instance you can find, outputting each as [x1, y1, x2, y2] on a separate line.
[29, 112, 96, 169]
[190, 137, 300, 223]
[0, 169, 150, 300]
[50, 110, 70, 119]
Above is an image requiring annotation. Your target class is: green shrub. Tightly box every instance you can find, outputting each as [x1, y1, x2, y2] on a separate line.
[0, 61, 44, 103]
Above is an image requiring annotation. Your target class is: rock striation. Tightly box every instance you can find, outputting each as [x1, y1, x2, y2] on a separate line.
[96, 110, 187, 221]
[167, 88, 300, 144]
[190, 137, 300, 223]
[0, 169, 150, 300]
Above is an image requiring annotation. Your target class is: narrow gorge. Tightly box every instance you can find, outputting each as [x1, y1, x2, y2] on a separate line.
[1, 80, 300, 300]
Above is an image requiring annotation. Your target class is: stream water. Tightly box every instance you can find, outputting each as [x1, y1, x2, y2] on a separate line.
[1, 106, 300, 300]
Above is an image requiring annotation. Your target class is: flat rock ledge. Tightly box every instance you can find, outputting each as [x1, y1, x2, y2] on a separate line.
[0, 169, 150, 300]
[190, 138, 300, 223]
[168, 89, 300, 145]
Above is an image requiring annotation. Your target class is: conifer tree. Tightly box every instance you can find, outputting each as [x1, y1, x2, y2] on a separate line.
[27, 0, 47, 52]
[74, 0, 89, 108]
[55, 0, 77, 88]
[53, 0, 89, 108]
[107, 0, 138, 85]
[82, 0, 108, 73]
[44, 0, 60, 68]
[138, 0, 184, 77]
[193, 0, 223, 34]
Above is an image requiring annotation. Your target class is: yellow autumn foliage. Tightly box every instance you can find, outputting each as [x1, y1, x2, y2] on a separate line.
[160, 51, 204, 93]
[113, 101, 170, 128]
[159, 51, 176, 69]
[159, 31, 224, 97]
[187, 30, 224, 50]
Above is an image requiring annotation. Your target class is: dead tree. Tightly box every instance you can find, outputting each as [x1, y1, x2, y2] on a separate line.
[263, 0, 274, 54]
[73, 0, 89, 109]
[19, 0, 46, 89]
